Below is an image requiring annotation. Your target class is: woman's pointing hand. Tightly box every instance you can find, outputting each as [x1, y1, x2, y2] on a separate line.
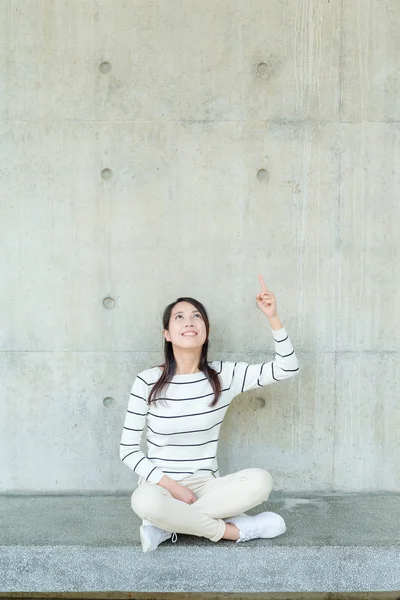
[256, 274, 277, 318]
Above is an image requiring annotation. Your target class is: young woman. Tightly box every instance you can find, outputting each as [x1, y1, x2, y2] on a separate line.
[120, 275, 299, 552]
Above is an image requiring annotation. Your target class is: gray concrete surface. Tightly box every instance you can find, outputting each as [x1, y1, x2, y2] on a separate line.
[1, 0, 400, 494]
[1, 493, 399, 592]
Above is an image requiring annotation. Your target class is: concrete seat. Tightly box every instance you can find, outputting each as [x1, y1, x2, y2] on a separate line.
[0, 493, 399, 593]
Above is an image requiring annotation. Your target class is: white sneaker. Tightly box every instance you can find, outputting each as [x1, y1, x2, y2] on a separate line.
[226, 511, 286, 543]
[140, 524, 178, 553]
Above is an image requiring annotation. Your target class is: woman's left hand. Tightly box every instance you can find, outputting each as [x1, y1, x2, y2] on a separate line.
[256, 274, 277, 318]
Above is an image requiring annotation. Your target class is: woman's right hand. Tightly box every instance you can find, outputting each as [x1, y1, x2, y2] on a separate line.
[170, 482, 197, 504]
[157, 475, 197, 504]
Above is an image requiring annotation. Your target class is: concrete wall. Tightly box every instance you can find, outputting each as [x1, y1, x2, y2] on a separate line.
[1, 0, 399, 493]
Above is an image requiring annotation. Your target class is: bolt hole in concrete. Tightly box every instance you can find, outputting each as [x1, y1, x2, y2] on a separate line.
[103, 397, 115, 408]
[101, 168, 113, 180]
[257, 168, 268, 181]
[99, 61, 112, 74]
[256, 62, 269, 75]
[255, 397, 266, 408]
[103, 297, 115, 309]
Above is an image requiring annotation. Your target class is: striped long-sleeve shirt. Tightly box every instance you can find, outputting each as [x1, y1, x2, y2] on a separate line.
[120, 325, 299, 484]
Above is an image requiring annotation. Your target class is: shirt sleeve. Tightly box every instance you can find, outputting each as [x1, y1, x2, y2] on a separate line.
[119, 374, 165, 484]
[229, 325, 300, 396]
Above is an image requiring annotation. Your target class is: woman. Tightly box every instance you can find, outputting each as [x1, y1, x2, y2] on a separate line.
[120, 275, 299, 552]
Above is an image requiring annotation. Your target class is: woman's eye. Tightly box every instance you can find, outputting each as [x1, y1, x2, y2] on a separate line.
[194, 313, 201, 318]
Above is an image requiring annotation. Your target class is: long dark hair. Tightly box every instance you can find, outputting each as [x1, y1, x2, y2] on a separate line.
[148, 297, 222, 407]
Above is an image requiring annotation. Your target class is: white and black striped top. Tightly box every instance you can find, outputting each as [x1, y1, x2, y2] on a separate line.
[120, 325, 299, 484]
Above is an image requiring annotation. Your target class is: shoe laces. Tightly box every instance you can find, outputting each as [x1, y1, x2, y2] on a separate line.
[239, 526, 259, 542]
[171, 532, 178, 543]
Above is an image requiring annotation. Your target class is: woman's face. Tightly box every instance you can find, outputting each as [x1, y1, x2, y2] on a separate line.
[164, 301, 207, 349]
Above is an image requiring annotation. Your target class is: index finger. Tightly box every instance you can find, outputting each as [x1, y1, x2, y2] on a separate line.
[258, 274, 269, 292]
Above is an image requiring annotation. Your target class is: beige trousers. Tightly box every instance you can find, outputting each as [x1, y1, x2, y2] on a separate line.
[131, 467, 273, 542]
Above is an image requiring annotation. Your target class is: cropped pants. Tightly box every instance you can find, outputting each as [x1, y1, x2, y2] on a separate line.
[131, 467, 273, 542]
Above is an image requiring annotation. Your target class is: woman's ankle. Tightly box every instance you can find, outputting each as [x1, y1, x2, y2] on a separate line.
[221, 522, 240, 541]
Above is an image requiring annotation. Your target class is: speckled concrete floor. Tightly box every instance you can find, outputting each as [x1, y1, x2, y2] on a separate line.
[1, 493, 399, 592]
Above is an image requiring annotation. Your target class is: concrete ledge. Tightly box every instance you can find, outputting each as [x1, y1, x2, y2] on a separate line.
[1, 494, 399, 593]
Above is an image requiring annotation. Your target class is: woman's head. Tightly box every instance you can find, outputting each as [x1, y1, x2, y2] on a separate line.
[148, 296, 222, 406]
[163, 297, 209, 351]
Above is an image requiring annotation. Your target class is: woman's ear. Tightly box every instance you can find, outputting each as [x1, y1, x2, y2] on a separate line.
[163, 329, 170, 343]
